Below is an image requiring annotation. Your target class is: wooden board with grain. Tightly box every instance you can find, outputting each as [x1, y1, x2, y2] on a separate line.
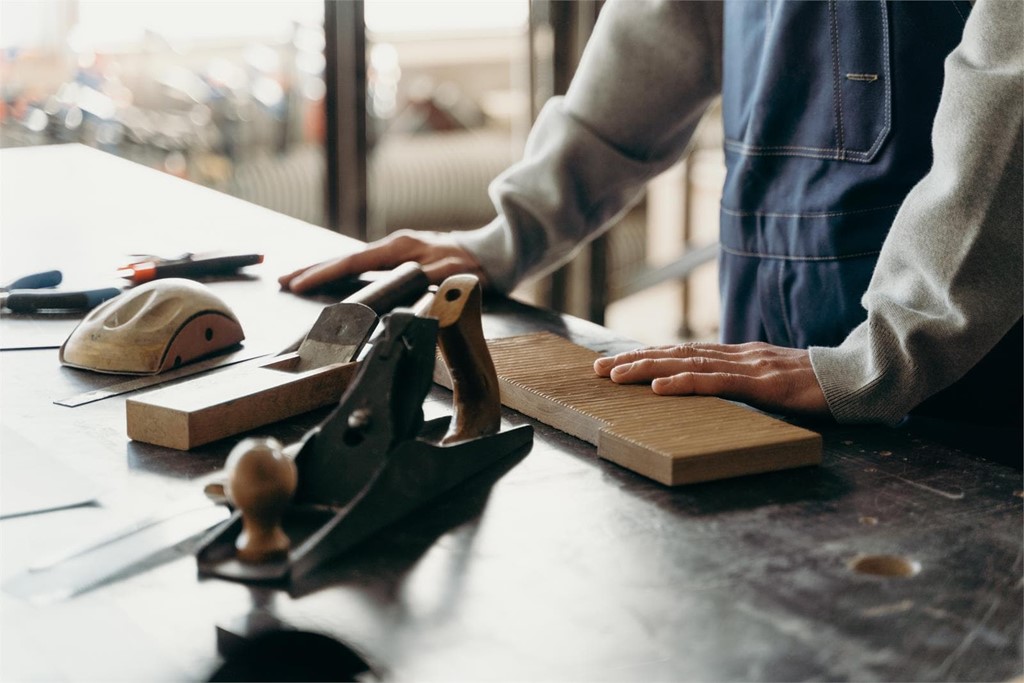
[435, 332, 821, 485]
[126, 353, 358, 450]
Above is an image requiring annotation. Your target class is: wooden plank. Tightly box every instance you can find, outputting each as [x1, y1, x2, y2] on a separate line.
[435, 332, 821, 485]
[126, 354, 357, 450]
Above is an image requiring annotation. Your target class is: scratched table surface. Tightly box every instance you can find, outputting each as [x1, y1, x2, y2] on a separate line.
[1, 145, 1020, 682]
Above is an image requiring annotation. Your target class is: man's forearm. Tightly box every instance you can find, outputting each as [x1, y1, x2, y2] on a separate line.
[454, 0, 723, 292]
[809, 0, 1024, 424]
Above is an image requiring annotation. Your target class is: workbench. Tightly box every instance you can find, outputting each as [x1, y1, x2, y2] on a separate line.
[1, 144, 1020, 681]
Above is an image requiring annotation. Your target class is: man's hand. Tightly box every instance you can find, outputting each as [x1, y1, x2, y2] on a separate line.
[594, 341, 830, 417]
[279, 230, 485, 294]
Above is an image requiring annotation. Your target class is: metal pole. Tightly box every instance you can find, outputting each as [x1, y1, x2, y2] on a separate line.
[323, 0, 368, 240]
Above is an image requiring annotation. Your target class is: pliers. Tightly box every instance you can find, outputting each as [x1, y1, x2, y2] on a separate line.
[0, 270, 121, 313]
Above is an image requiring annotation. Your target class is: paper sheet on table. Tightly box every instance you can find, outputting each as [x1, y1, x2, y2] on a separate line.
[0, 427, 99, 518]
[0, 315, 79, 351]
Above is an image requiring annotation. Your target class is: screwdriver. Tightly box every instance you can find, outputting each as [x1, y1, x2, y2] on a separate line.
[0, 270, 121, 313]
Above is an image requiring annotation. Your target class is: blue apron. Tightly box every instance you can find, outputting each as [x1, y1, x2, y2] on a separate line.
[719, 0, 1022, 426]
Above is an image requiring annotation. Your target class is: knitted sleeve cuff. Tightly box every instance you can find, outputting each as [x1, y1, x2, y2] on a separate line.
[808, 326, 911, 427]
[450, 219, 519, 294]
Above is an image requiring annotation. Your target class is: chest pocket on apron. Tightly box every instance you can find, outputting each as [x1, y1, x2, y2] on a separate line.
[722, 0, 891, 163]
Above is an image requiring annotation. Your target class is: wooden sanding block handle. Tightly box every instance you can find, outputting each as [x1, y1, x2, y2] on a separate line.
[428, 275, 501, 444]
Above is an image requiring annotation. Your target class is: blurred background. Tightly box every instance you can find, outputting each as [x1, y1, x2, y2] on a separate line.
[0, 0, 723, 344]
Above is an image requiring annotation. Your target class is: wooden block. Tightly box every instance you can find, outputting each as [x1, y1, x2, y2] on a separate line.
[435, 332, 821, 485]
[126, 353, 358, 450]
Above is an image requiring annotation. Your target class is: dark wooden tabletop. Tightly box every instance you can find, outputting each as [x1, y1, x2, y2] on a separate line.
[1, 145, 1020, 682]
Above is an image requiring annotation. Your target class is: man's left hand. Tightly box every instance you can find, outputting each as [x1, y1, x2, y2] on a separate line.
[594, 342, 830, 417]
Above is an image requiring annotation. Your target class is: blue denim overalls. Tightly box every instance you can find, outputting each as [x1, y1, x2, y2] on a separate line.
[719, 0, 1022, 426]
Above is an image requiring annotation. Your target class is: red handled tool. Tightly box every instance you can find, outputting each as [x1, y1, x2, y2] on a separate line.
[117, 253, 264, 284]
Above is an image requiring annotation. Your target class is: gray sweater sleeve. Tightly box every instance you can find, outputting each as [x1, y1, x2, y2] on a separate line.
[809, 0, 1024, 424]
[453, 0, 723, 292]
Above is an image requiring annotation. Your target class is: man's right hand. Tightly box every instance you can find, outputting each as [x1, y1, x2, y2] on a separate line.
[278, 230, 486, 294]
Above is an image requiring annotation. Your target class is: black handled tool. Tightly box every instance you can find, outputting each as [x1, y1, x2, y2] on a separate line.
[0, 270, 121, 313]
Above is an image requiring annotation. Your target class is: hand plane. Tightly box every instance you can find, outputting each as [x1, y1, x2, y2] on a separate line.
[195, 274, 533, 583]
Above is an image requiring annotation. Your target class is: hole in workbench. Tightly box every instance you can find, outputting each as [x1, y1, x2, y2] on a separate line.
[849, 554, 920, 578]
[444, 288, 462, 302]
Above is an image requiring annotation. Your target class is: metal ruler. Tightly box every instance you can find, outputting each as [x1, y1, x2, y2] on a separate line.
[55, 348, 270, 407]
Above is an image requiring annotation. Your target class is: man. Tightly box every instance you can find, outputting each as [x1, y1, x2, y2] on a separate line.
[282, 0, 1022, 428]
